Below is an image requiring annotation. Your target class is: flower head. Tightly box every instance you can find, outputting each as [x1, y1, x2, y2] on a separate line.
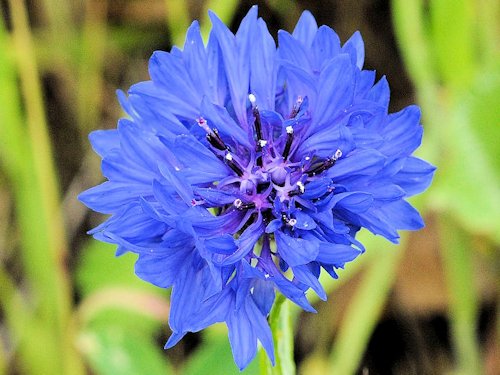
[79, 6, 435, 370]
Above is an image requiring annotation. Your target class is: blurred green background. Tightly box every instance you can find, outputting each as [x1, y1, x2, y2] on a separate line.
[0, 0, 498, 374]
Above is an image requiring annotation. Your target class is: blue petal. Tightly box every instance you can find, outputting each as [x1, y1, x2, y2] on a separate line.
[275, 231, 319, 267]
[194, 187, 238, 206]
[316, 242, 362, 264]
[209, 9, 254, 127]
[278, 30, 311, 73]
[135, 244, 194, 288]
[226, 297, 257, 370]
[251, 278, 275, 316]
[327, 149, 386, 180]
[219, 214, 264, 265]
[341, 31, 365, 69]
[148, 51, 201, 109]
[393, 156, 436, 196]
[367, 76, 390, 108]
[292, 264, 326, 300]
[160, 133, 231, 184]
[182, 21, 211, 98]
[89, 129, 120, 158]
[101, 149, 156, 183]
[203, 234, 237, 255]
[379, 105, 423, 158]
[79, 181, 151, 214]
[244, 294, 275, 365]
[378, 200, 425, 231]
[292, 11, 318, 48]
[293, 210, 317, 230]
[312, 54, 355, 128]
[249, 18, 277, 110]
[310, 25, 341, 72]
[200, 97, 251, 148]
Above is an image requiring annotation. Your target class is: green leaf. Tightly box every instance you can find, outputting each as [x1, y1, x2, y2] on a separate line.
[468, 64, 500, 172]
[75, 239, 162, 297]
[79, 326, 173, 375]
[429, 0, 476, 89]
[430, 100, 500, 243]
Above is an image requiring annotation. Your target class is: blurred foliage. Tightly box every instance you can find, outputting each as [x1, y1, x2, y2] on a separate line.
[0, 0, 498, 375]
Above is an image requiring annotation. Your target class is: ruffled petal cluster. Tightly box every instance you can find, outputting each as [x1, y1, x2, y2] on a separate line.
[80, 6, 435, 370]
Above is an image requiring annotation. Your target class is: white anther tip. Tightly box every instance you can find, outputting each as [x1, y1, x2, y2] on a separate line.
[258, 139, 268, 147]
[286, 125, 294, 134]
[334, 149, 342, 159]
[233, 198, 242, 208]
[225, 152, 233, 161]
[297, 181, 305, 193]
[288, 218, 297, 226]
[248, 93, 256, 104]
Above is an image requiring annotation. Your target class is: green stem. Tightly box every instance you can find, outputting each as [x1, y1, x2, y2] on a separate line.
[260, 293, 296, 375]
[439, 217, 483, 375]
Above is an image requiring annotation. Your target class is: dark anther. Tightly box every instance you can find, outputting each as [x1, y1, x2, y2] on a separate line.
[249, 94, 264, 147]
[225, 152, 244, 177]
[306, 158, 336, 176]
[206, 128, 228, 151]
[282, 126, 294, 160]
[253, 107, 263, 142]
[306, 150, 342, 177]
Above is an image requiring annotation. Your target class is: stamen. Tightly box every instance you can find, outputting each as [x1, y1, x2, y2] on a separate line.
[249, 94, 264, 147]
[206, 128, 228, 151]
[288, 218, 297, 226]
[289, 96, 303, 118]
[306, 149, 342, 177]
[258, 139, 268, 147]
[225, 152, 244, 177]
[233, 198, 242, 208]
[233, 198, 256, 210]
[297, 181, 305, 193]
[198, 117, 229, 151]
[282, 126, 294, 160]
[191, 199, 205, 206]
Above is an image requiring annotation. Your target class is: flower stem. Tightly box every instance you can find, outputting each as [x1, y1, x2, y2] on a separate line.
[261, 293, 296, 375]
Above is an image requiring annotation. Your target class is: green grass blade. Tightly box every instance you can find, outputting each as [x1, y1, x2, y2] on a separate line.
[165, 0, 191, 47]
[328, 242, 404, 375]
[439, 217, 483, 375]
[200, 0, 239, 41]
[6, 1, 85, 373]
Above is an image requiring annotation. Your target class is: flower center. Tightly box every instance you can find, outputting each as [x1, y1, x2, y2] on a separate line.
[197, 95, 342, 230]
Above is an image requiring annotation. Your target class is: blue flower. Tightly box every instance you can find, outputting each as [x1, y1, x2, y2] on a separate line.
[79, 6, 435, 370]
